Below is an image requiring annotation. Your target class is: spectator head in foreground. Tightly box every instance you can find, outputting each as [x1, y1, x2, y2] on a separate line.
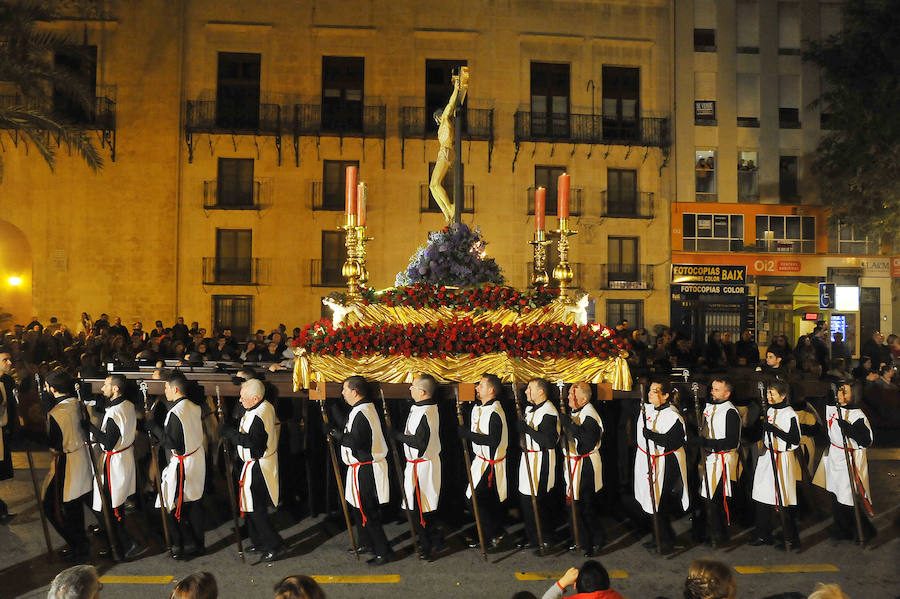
[807, 583, 849, 599]
[273, 575, 325, 599]
[47, 565, 100, 599]
[683, 559, 736, 599]
[170, 572, 217, 599]
[577, 559, 612, 593]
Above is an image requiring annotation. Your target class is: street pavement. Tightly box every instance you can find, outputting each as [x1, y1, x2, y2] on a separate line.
[1, 454, 898, 599]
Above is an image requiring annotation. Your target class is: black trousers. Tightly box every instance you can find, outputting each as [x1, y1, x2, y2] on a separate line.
[831, 496, 876, 541]
[698, 484, 734, 543]
[43, 471, 88, 553]
[351, 463, 390, 557]
[519, 491, 551, 546]
[167, 500, 205, 550]
[568, 460, 606, 549]
[471, 471, 506, 540]
[244, 470, 283, 552]
[754, 500, 798, 544]
[408, 508, 444, 554]
[93, 484, 137, 553]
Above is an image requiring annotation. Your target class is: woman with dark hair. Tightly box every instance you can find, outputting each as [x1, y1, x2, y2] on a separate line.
[273, 575, 325, 599]
[634, 379, 689, 555]
[171, 572, 217, 599]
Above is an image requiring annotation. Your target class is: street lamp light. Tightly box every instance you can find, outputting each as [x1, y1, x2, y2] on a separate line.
[7, 276, 22, 286]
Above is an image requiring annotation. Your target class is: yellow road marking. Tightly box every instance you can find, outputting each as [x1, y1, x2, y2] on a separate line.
[311, 575, 401, 584]
[99, 576, 175, 584]
[735, 564, 839, 574]
[515, 570, 628, 581]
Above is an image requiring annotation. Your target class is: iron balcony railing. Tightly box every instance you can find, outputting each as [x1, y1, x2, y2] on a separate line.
[526, 187, 583, 217]
[514, 111, 669, 147]
[0, 86, 116, 131]
[599, 264, 654, 290]
[294, 104, 386, 138]
[419, 183, 475, 214]
[600, 191, 654, 219]
[202, 258, 269, 285]
[310, 258, 345, 287]
[186, 100, 282, 135]
[202, 179, 271, 210]
[399, 106, 494, 141]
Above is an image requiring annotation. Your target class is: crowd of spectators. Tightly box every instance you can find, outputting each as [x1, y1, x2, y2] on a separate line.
[45, 560, 853, 599]
[2, 313, 300, 382]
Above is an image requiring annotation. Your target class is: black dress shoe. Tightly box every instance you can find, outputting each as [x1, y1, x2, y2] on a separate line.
[418, 549, 433, 561]
[466, 538, 483, 549]
[515, 540, 535, 550]
[261, 546, 285, 563]
[748, 537, 773, 547]
[366, 554, 392, 566]
[349, 545, 372, 555]
[0, 513, 16, 524]
[169, 546, 184, 560]
[245, 545, 262, 554]
[124, 542, 147, 561]
[567, 543, 579, 552]
[87, 524, 103, 537]
[533, 542, 551, 556]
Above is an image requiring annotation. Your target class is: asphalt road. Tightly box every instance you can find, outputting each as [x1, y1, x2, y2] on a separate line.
[1, 455, 898, 599]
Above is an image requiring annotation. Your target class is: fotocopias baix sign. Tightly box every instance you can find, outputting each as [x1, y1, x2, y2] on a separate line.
[671, 264, 747, 284]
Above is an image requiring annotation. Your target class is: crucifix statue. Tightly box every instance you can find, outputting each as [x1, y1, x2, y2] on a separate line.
[429, 66, 469, 223]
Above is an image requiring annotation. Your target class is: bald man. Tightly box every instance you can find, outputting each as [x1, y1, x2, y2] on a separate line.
[220, 378, 285, 562]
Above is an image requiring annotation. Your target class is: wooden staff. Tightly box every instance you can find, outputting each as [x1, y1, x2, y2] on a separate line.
[831, 384, 870, 546]
[214, 385, 245, 563]
[512, 381, 545, 554]
[691, 382, 717, 549]
[378, 387, 422, 558]
[757, 381, 790, 551]
[555, 380, 583, 552]
[74, 381, 121, 561]
[639, 382, 662, 555]
[11, 386, 53, 554]
[138, 381, 172, 551]
[455, 385, 487, 561]
[317, 387, 359, 560]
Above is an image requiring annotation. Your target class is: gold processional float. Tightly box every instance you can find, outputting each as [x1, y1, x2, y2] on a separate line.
[293, 67, 631, 391]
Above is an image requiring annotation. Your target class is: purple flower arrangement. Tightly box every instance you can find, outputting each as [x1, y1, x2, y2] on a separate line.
[395, 223, 504, 287]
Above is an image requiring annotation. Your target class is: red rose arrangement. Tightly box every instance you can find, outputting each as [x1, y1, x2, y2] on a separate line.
[295, 317, 629, 360]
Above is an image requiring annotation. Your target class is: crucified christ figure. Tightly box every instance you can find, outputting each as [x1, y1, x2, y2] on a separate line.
[429, 66, 469, 222]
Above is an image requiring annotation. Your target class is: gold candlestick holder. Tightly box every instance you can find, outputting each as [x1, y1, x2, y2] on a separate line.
[552, 217, 578, 300]
[529, 229, 552, 289]
[355, 225, 372, 287]
[341, 214, 362, 297]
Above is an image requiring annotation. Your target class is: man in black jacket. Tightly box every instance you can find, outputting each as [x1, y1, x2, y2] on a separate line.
[0, 350, 17, 523]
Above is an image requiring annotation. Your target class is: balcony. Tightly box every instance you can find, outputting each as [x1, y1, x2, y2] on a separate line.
[0, 85, 117, 160]
[514, 111, 669, 147]
[600, 191, 654, 219]
[293, 103, 386, 167]
[310, 258, 345, 288]
[599, 264, 654, 290]
[419, 183, 474, 214]
[202, 258, 269, 286]
[185, 96, 283, 164]
[202, 179, 271, 210]
[526, 187, 583, 217]
[399, 105, 494, 170]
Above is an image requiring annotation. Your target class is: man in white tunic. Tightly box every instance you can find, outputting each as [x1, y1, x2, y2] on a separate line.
[220, 378, 285, 561]
[330, 375, 392, 565]
[41, 370, 93, 562]
[561, 381, 605, 556]
[86, 374, 145, 560]
[146, 372, 206, 559]
[634, 379, 689, 555]
[813, 381, 876, 543]
[516, 378, 559, 555]
[459, 373, 509, 549]
[750, 380, 801, 550]
[386, 373, 444, 560]
[697, 377, 741, 545]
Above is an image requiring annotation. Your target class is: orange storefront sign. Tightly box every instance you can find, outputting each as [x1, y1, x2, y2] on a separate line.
[671, 252, 891, 278]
